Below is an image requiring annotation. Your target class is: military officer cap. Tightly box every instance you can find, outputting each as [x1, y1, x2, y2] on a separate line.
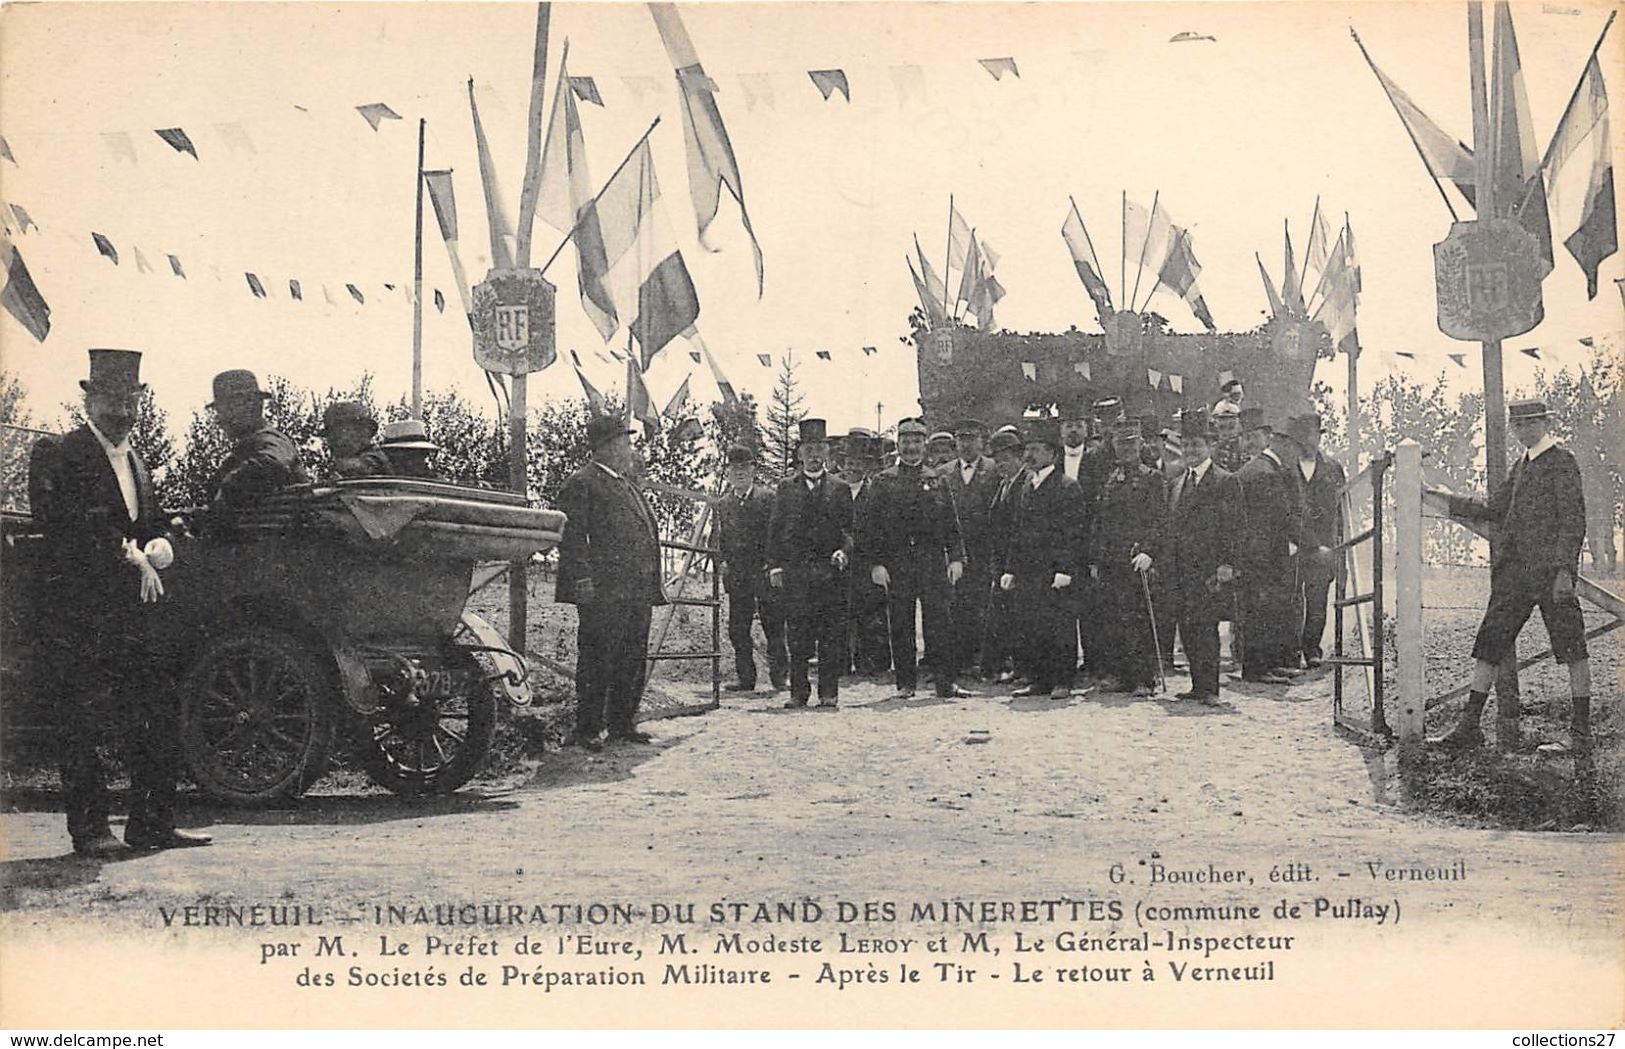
[1211, 401, 1242, 419]
[988, 429, 1023, 455]
[1239, 406, 1269, 433]
[726, 444, 757, 465]
[798, 418, 829, 444]
[1112, 416, 1143, 440]
[1025, 418, 1064, 450]
[896, 418, 929, 437]
[1508, 398, 1552, 420]
[953, 417, 986, 436]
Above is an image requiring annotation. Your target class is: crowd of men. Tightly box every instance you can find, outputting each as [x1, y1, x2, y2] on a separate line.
[711, 378, 1348, 712]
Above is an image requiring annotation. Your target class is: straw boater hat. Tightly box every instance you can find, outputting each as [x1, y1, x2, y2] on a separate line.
[81, 349, 147, 393]
[380, 419, 438, 451]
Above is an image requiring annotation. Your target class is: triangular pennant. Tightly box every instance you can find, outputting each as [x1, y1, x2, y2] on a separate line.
[289, 279, 303, 301]
[245, 272, 267, 298]
[91, 232, 118, 264]
[347, 284, 365, 304]
[356, 103, 402, 131]
[808, 69, 851, 102]
[977, 57, 1020, 81]
[569, 76, 604, 106]
[154, 128, 198, 159]
[167, 254, 185, 279]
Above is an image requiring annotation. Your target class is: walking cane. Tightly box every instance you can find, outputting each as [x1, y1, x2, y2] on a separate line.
[1133, 544, 1166, 695]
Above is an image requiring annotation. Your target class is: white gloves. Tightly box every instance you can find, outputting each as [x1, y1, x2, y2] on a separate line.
[1131, 553, 1153, 573]
[143, 537, 174, 571]
[871, 565, 890, 588]
[947, 560, 964, 585]
[1052, 573, 1072, 589]
[1000, 573, 1015, 591]
[122, 538, 165, 603]
[769, 567, 785, 589]
[831, 549, 848, 570]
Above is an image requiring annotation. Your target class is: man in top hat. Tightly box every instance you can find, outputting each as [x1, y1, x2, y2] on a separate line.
[981, 426, 1031, 683]
[717, 444, 788, 694]
[207, 369, 309, 508]
[925, 430, 957, 472]
[1002, 418, 1089, 699]
[319, 401, 392, 480]
[555, 416, 667, 749]
[1167, 413, 1243, 704]
[944, 417, 1000, 677]
[767, 419, 854, 708]
[1089, 416, 1169, 695]
[861, 417, 968, 700]
[379, 419, 442, 479]
[27, 350, 211, 856]
[1288, 412, 1345, 668]
[1427, 399, 1594, 754]
[1233, 411, 1307, 683]
[1210, 400, 1245, 473]
[843, 432, 891, 677]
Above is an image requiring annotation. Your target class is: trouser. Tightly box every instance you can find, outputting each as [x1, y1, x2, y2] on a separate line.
[575, 601, 654, 737]
[1178, 594, 1223, 696]
[1299, 570, 1333, 662]
[950, 558, 991, 675]
[885, 546, 956, 695]
[726, 580, 788, 689]
[1102, 568, 1158, 689]
[1016, 580, 1076, 692]
[43, 616, 180, 844]
[786, 564, 846, 701]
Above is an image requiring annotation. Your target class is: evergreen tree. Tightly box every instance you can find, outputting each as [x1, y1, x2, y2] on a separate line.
[763, 352, 805, 482]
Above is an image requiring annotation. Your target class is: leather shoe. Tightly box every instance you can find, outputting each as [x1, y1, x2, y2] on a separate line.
[126, 827, 213, 851]
[73, 830, 129, 859]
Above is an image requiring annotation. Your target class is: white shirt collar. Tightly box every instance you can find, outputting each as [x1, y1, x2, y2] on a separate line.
[1525, 434, 1558, 461]
[86, 416, 130, 457]
[1030, 464, 1055, 489]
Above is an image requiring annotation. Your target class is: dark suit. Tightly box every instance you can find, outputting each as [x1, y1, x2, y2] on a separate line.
[716, 483, 787, 690]
[1091, 461, 1167, 689]
[27, 425, 181, 845]
[211, 427, 309, 507]
[1169, 461, 1243, 696]
[1005, 467, 1089, 692]
[1296, 452, 1346, 662]
[942, 455, 1000, 673]
[860, 462, 965, 695]
[1234, 450, 1305, 677]
[556, 461, 667, 738]
[1450, 443, 1589, 665]
[767, 472, 854, 702]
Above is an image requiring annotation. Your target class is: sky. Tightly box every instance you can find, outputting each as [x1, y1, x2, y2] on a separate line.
[1, 1, 1621, 436]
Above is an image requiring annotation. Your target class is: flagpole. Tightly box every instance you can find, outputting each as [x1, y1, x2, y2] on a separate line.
[538, 117, 663, 278]
[412, 117, 426, 417]
[1128, 189, 1159, 313]
[1349, 27, 1462, 222]
[943, 195, 955, 320]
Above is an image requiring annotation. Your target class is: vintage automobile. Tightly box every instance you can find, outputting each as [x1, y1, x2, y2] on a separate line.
[1, 477, 565, 806]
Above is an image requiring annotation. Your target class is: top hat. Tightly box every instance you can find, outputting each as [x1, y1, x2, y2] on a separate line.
[726, 444, 757, 464]
[380, 419, 439, 451]
[1239, 406, 1269, 432]
[321, 400, 377, 437]
[209, 369, 272, 407]
[798, 418, 829, 444]
[80, 349, 147, 393]
[1025, 418, 1064, 449]
[988, 429, 1023, 455]
[1508, 398, 1552, 421]
[952, 417, 986, 435]
[586, 414, 637, 448]
[896, 418, 929, 437]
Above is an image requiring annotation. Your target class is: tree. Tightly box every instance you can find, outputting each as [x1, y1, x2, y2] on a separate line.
[763, 352, 805, 481]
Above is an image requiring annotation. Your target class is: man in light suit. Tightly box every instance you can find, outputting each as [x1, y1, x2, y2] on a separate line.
[556, 416, 667, 750]
[28, 349, 211, 856]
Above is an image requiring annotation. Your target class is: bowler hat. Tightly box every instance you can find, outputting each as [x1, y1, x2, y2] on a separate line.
[1025, 418, 1063, 450]
[896, 418, 928, 437]
[585, 414, 637, 448]
[380, 419, 438, 451]
[1508, 398, 1551, 421]
[320, 400, 377, 437]
[1239, 406, 1268, 433]
[988, 430, 1023, 455]
[209, 369, 272, 407]
[726, 444, 757, 465]
[798, 418, 828, 444]
[80, 349, 147, 393]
